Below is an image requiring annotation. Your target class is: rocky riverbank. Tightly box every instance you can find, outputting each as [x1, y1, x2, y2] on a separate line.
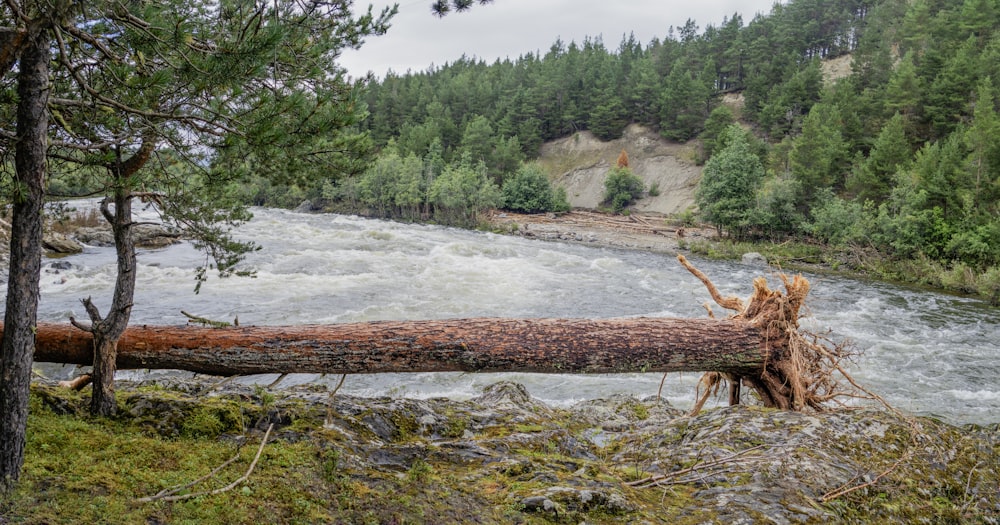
[489, 209, 706, 255]
[11, 377, 999, 523]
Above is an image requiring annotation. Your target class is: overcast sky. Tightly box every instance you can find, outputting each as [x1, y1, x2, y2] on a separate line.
[340, 0, 783, 79]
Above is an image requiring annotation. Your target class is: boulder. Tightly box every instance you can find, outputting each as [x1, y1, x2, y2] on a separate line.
[741, 251, 768, 266]
[74, 224, 182, 248]
[42, 232, 83, 254]
[134, 224, 181, 248]
[74, 227, 115, 247]
[26, 377, 1000, 524]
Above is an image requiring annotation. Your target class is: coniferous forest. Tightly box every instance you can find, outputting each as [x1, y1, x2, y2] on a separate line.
[33, 0, 1000, 298]
[314, 0, 996, 300]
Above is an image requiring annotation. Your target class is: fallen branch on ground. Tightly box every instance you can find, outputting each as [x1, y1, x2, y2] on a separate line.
[135, 423, 274, 503]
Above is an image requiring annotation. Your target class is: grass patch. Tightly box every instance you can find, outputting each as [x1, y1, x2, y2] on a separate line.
[684, 237, 1000, 303]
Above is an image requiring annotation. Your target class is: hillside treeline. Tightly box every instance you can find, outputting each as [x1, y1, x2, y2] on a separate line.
[330, 0, 998, 299]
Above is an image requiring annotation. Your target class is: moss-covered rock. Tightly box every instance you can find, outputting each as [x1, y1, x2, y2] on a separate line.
[12, 378, 999, 524]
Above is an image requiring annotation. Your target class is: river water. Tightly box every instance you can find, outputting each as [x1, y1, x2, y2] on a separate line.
[11, 206, 1000, 425]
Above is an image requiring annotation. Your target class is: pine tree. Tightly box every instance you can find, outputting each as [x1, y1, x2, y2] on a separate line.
[696, 125, 766, 239]
[789, 102, 849, 207]
[0, 0, 392, 485]
[849, 113, 912, 203]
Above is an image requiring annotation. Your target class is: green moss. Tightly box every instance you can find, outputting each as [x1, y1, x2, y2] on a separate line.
[389, 411, 419, 441]
[181, 403, 244, 438]
[440, 413, 469, 438]
[11, 385, 1000, 524]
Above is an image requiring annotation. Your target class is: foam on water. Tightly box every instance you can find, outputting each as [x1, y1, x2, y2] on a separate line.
[10, 206, 1000, 424]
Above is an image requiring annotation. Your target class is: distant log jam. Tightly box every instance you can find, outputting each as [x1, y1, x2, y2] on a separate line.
[19, 256, 852, 412]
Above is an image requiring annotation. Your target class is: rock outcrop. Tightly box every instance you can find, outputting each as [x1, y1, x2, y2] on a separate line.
[30, 377, 1000, 523]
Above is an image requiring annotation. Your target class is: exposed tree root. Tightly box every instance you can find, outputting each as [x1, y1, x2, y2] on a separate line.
[678, 255, 859, 413]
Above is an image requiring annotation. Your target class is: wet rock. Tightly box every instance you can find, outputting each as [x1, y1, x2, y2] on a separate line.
[133, 224, 182, 248]
[74, 227, 115, 246]
[472, 381, 556, 422]
[42, 232, 83, 254]
[741, 251, 768, 266]
[520, 495, 559, 514]
[48, 260, 74, 271]
[27, 377, 1000, 524]
[70, 224, 180, 248]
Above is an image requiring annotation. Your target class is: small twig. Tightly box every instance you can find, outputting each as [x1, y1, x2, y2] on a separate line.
[203, 375, 238, 394]
[182, 310, 232, 328]
[325, 374, 348, 429]
[656, 372, 668, 401]
[136, 423, 274, 503]
[142, 454, 243, 501]
[961, 461, 982, 511]
[330, 373, 347, 396]
[627, 444, 768, 489]
[267, 374, 287, 389]
[819, 450, 910, 502]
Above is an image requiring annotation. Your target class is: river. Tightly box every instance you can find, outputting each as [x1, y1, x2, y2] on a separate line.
[10, 206, 1000, 425]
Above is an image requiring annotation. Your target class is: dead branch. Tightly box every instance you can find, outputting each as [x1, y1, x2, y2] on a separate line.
[626, 444, 769, 489]
[678, 255, 744, 312]
[181, 310, 233, 328]
[135, 423, 274, 503]
[57, 374, 92, 391]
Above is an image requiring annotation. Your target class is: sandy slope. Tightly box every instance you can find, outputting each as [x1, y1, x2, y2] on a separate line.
[538, 124, 702, 216]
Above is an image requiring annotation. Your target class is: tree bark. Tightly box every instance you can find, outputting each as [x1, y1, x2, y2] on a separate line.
[72, 141, 155, 417]
[24, 317, 771, 376]
[0, 27, 49, 490]
[79, 188, 138, 417]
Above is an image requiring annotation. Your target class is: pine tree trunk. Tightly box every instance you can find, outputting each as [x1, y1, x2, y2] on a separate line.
[89, 335, 119, 417]
[0, 29, 48, 490]
[82, 181, 140, 417]
[25, 317, 770, 376]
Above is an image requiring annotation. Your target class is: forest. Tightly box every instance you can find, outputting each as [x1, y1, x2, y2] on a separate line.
[25, 0, 1000, 298]
[287, 0, 997, 301]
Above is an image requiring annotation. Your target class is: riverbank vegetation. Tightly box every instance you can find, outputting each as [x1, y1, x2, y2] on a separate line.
[5, 380, 998, 524]
[313, 0, 998, 303]
[24, 0, 1000, 302]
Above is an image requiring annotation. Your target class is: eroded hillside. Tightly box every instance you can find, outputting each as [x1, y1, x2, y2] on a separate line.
[537, 124, 702, 216]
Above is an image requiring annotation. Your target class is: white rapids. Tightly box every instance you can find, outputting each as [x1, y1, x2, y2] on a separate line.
[11, 205, 1000, 425]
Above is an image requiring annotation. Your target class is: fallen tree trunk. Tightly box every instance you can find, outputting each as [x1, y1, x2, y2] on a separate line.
[20, 256, 854, 411]
[24, 317, 768, 376]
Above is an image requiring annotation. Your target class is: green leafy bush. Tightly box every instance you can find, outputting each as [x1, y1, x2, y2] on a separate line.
[501, 163, 569, 213]
[603, 167, 645, 214]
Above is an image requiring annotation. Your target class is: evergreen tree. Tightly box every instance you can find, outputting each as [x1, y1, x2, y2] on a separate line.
[501, 163, 569, 213]
[964, 77, 1000, 206]
[590, 95, 629, 141]
[884, 52, 923, 135]
[849, 113, 912, 203]
[659, 60, 710, 141]
[0, 0, 391, 485]
[699, 106, 737, 162]
[789, 102, 849, 207]
[696, 125, 766, 239]
[459, 115, 497, 171]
